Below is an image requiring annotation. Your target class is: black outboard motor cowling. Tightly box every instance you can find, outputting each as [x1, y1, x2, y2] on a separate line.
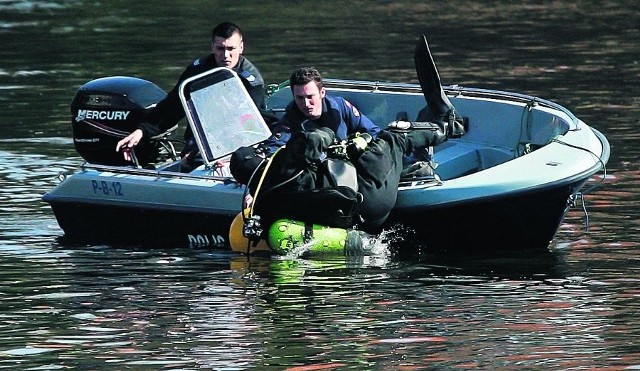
[71, 76, 168, 166]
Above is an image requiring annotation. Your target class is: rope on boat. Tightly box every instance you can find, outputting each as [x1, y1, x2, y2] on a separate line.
[569, 192, 590, 232]
[550, 138, 608, 190]
[580, 192, 590, 231]
[552, 137, 609, 233]
[516, 99, 537, 156]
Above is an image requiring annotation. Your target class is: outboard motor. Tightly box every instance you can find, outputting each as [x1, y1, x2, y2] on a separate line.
[70, 76, 171, 166]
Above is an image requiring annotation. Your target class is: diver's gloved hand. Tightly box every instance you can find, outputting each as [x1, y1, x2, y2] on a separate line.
[346, 132, 372, 160]
[286, 127, 335, 165]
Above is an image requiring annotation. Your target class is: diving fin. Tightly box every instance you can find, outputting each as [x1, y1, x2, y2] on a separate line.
[414, 34, 454, 120]
[414, 34, 467, 137]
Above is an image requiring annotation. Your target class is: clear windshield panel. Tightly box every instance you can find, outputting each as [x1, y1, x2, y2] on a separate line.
[180, 67, 271, 164]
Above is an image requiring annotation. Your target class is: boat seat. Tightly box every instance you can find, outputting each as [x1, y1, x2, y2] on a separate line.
[431, 143, 481, 180]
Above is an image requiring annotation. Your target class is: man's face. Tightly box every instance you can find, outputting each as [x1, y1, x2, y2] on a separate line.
[292, 81, 326, 119]
[212, 32, 244, 68]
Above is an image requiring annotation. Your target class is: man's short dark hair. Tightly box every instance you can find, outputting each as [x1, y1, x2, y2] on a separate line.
[212, 22, 242, 40]
[290, 67, 323, 90]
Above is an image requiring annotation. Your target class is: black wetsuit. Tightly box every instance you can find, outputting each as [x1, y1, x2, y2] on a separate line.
[240, 124, 448, 234]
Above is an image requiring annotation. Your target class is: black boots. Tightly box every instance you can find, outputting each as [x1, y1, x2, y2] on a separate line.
[387, 120, 447, 155]
[387, 110, 468, 156]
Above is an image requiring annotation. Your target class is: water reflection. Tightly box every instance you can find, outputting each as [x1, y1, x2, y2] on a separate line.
[0, 237, 639, 368]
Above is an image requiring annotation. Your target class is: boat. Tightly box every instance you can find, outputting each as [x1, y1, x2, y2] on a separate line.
[42, 37, 610, 252]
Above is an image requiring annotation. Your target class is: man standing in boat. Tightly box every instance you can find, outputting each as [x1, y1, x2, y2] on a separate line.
[116, 21, 265, 163]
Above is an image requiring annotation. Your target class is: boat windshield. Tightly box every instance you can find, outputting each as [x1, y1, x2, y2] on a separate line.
[179, 67, 272, 165]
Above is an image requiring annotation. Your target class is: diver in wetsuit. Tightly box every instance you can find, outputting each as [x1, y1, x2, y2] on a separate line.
[231, 67, 464, 236]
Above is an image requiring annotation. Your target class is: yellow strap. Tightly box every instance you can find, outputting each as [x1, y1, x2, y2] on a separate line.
[249, 146, 285, 218]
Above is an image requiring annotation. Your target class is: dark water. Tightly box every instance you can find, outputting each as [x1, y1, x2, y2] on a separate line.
[1, 0, 639, 369]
